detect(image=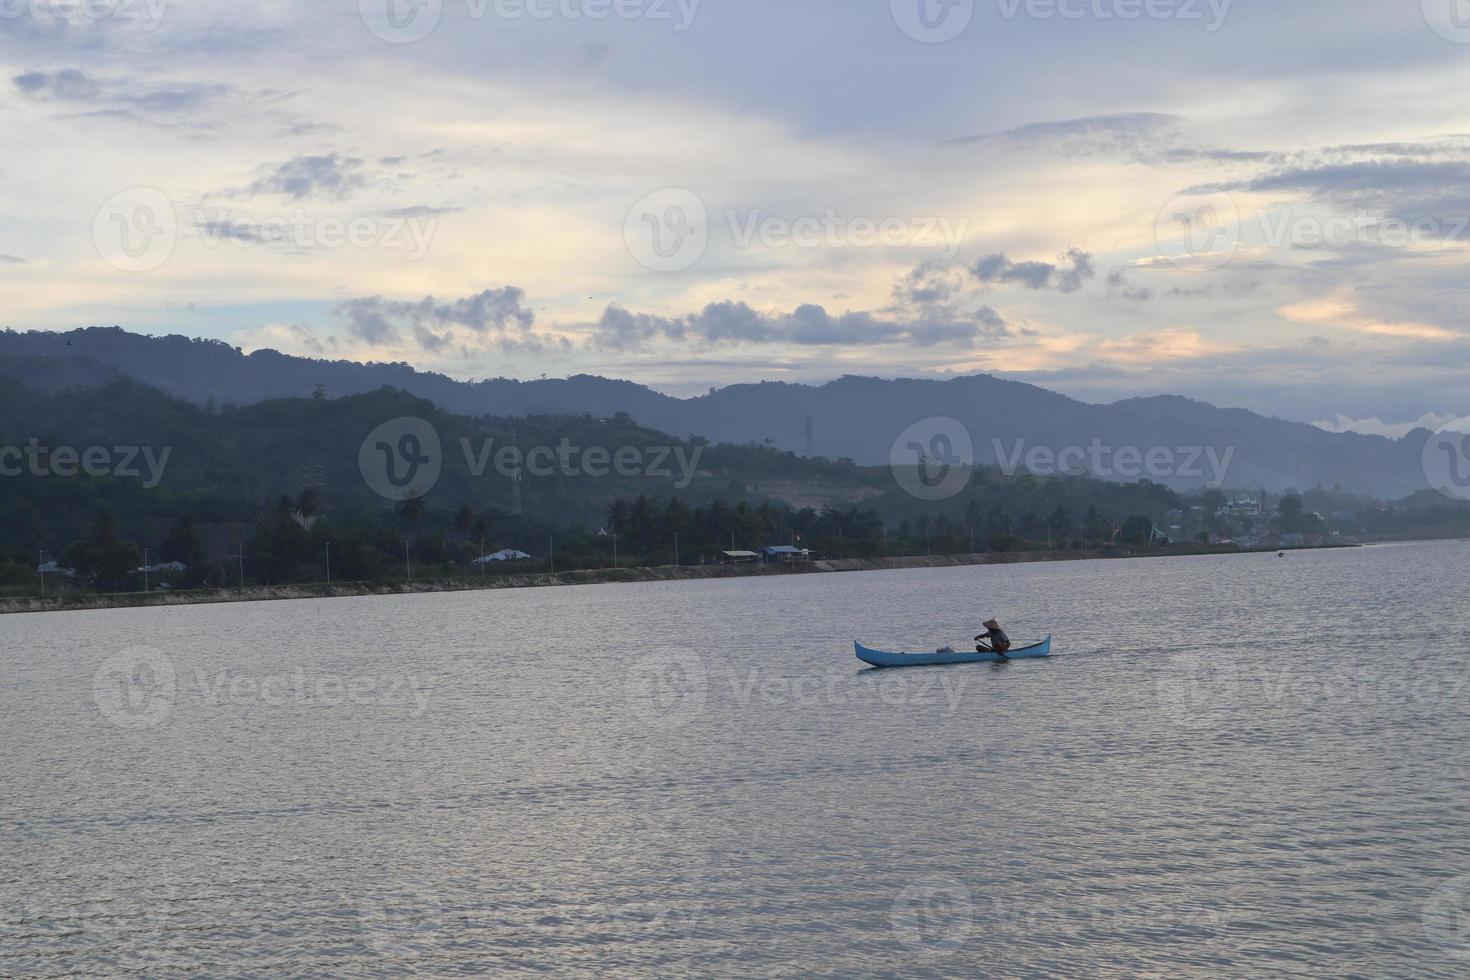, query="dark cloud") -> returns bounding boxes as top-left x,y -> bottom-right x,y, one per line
250,155 -> 369,201
1192,150 -> 1470,237
13,68 -> 100,101
971,248 -> 1095,293
1106,271 -> 1152,302
891,260 -> 966,306
1165,280 -> 1262,300
13,68 -> 237,130
337,287 -> 537,350
594,300 -> 1008,352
